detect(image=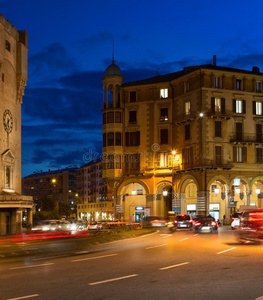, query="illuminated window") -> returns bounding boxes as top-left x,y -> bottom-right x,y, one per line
185,101 -> 190,115
234,99 -> 246,114
160,88 -> 168,99
233,146 -> 247,163
215,98 -> 221,112
255,102 -> 262,115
